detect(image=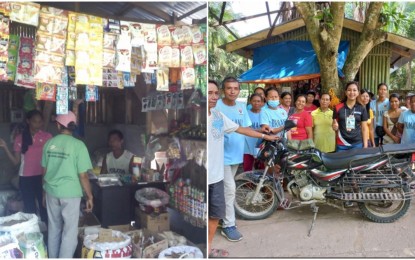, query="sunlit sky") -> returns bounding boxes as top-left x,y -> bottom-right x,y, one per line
227,1 -> 282,37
